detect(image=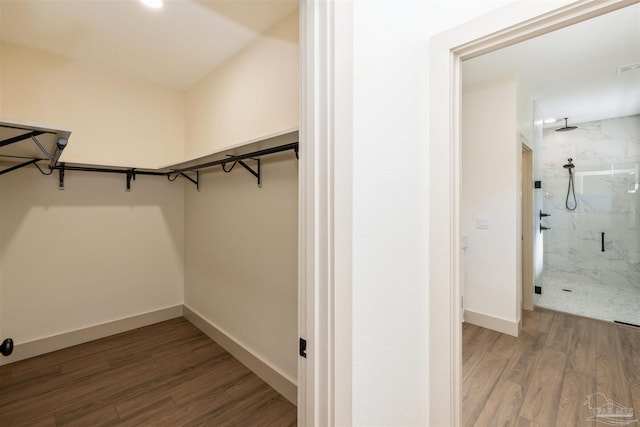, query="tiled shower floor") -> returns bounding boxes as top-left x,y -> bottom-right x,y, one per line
534,275 -> 640,326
